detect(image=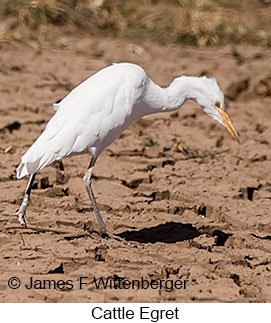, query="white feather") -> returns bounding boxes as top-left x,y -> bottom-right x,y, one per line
17,62 -> 229,179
